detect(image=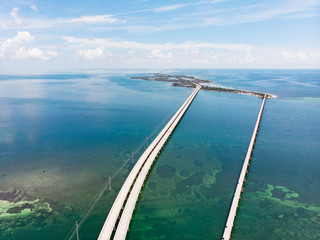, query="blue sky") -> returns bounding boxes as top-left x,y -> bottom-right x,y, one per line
0,0 -> 319,71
